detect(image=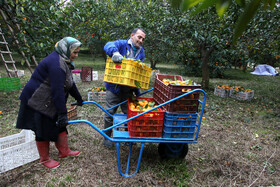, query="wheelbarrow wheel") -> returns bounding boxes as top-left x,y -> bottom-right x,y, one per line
158,143 -> 188,159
